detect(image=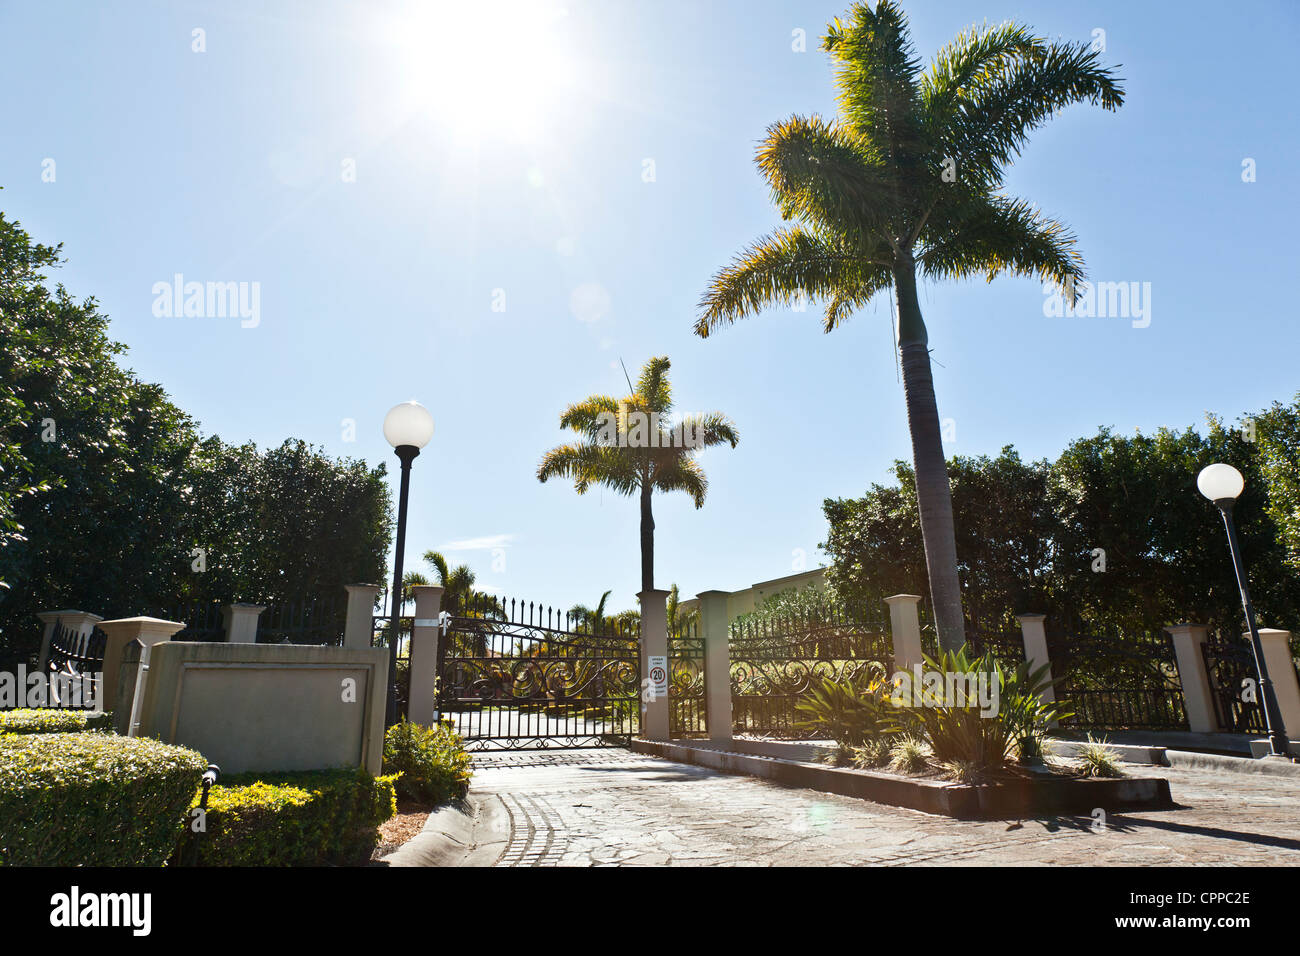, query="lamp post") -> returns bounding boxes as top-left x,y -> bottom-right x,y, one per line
383,401 -> 435,727
1196,462 -> 1291,758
